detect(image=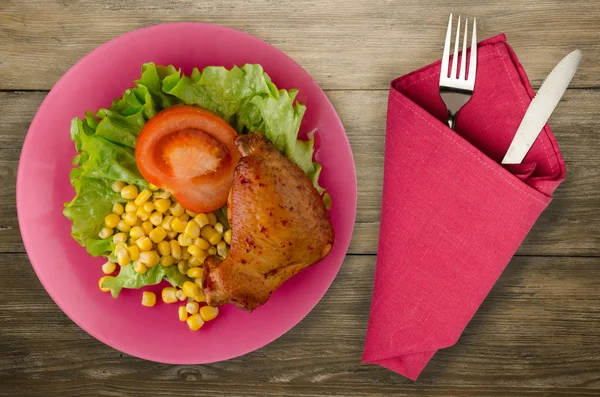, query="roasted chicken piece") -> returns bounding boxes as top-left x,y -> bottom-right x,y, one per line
202,134 -> 334,311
